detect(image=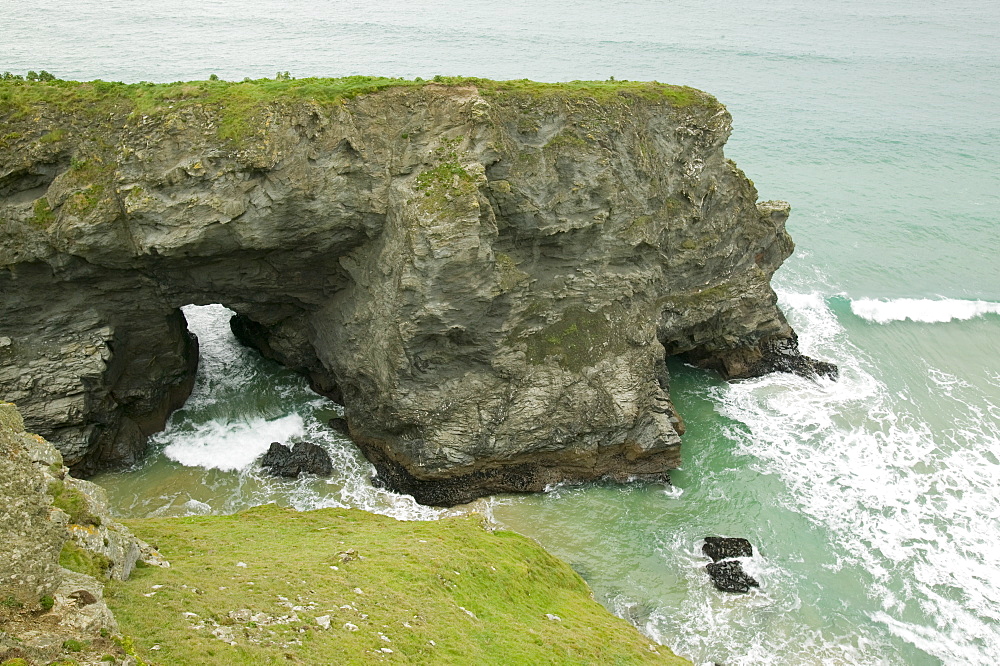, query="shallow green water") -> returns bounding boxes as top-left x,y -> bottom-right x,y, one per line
7,0 -> 1000,663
